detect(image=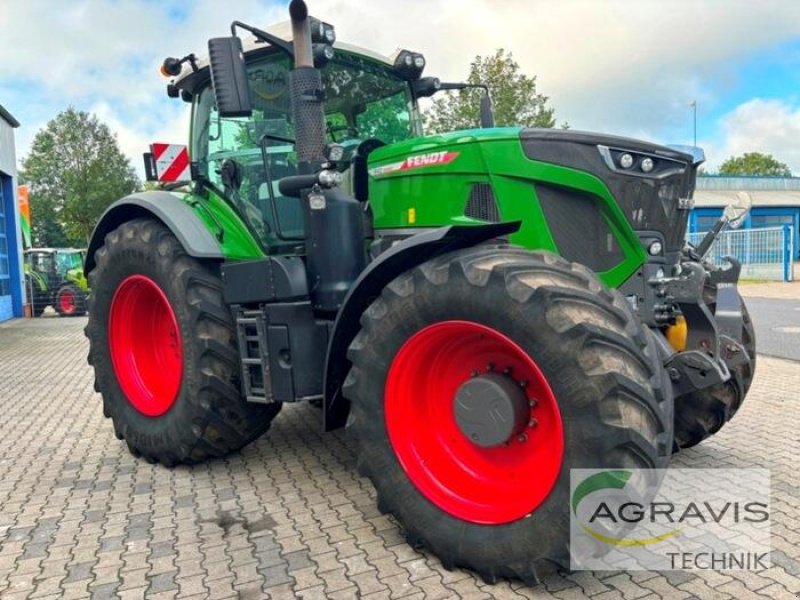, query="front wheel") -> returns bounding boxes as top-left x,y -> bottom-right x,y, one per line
55,284 -> 87,316
344,247 -> 673,582
85,218 -> 281,466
